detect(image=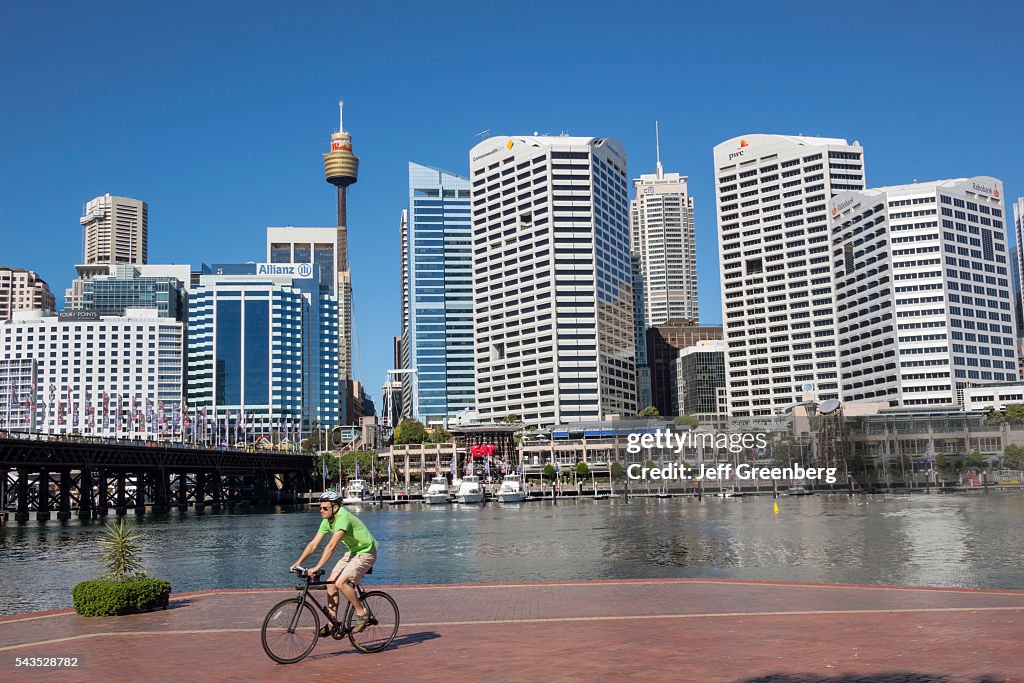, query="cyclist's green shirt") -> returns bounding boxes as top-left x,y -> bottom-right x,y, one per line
319,507 -> 378,555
